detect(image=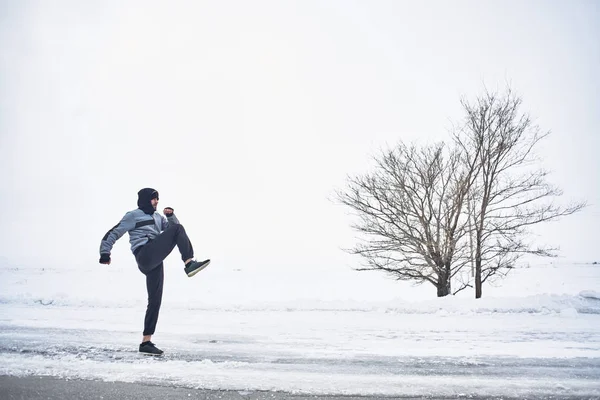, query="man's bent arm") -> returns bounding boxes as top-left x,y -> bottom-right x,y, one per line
161,208 -> 180,230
